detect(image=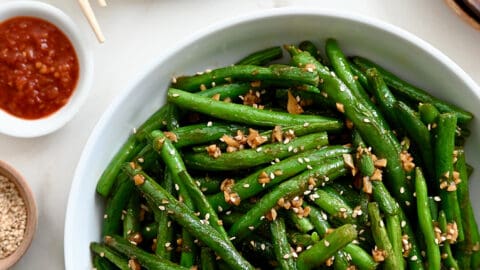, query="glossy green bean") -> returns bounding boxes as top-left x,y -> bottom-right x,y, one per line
236,46 -> 283,66
296,224 -> 358,270
270,217 -> 296,270
415,168 -> 441,270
